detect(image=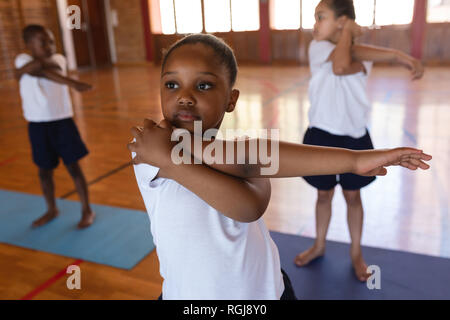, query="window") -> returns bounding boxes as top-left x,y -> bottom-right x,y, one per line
353,0 -> 375,27
204,0 -> 231,32
298,0 -> 414,30
270,0 -> 300,30
231,0 -> 260,31
173,0 -> 203,33
374,0 -> 414,26
427,0 -> 450,23
158,0 -> 176,34
301,0 -> 320,29
150,0 -> 260,34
